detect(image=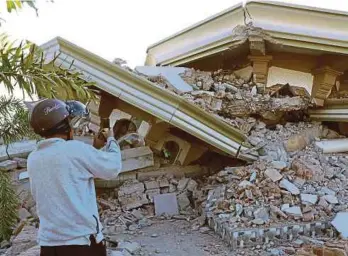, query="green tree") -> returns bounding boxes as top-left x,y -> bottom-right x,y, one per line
0,0 -> 96,241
